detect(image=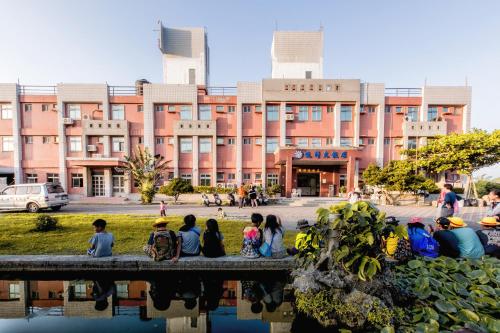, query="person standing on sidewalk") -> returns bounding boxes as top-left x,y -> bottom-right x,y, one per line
439,184 -> 457,218
249,186 -> 258,208
238,183 -> 247,209
159,200 -> 166,217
